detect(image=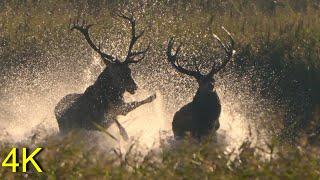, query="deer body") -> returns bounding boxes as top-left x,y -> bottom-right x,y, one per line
167,28 -> 234,139
55,66 -> 155,138
55,14 -> 154,140
172,88 -> 221,138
